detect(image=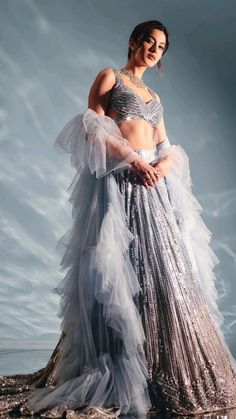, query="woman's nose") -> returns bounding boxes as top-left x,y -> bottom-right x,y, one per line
149,44 -> 158,53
